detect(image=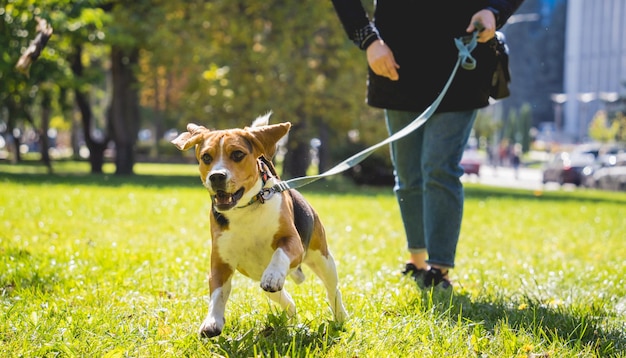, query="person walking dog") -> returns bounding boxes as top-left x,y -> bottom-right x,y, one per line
331,0 -> 525,288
